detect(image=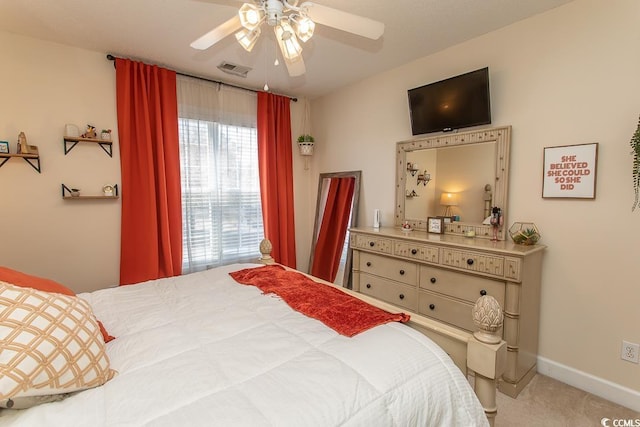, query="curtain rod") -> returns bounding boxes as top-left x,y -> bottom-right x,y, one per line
106,54 -> 297,102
